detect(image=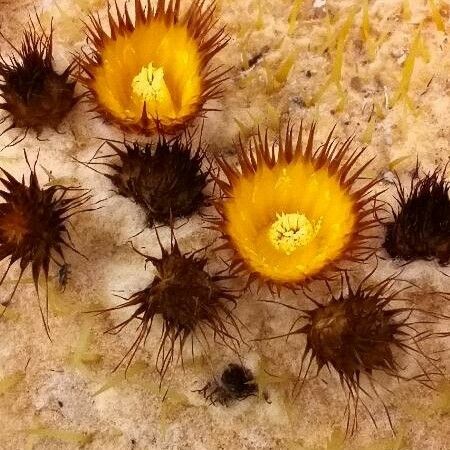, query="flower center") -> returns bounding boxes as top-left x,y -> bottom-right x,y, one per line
269,212 -> 321,255
0,209 -> 28,245
132,62 -> 172,108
